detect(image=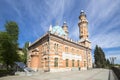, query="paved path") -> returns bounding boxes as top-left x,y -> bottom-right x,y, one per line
0,69 -> 116,80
